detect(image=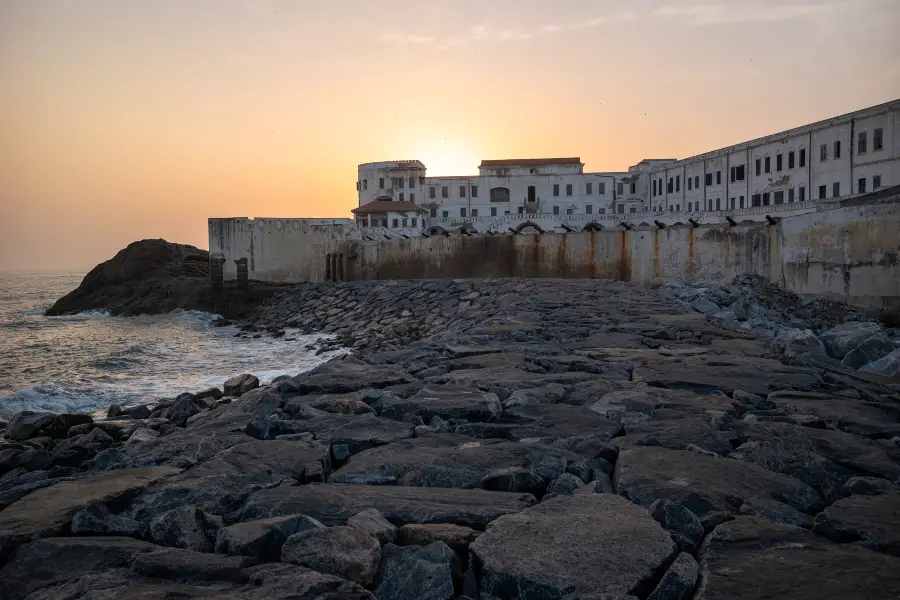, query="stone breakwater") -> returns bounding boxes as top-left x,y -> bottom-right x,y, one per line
2,278 -> 900,599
